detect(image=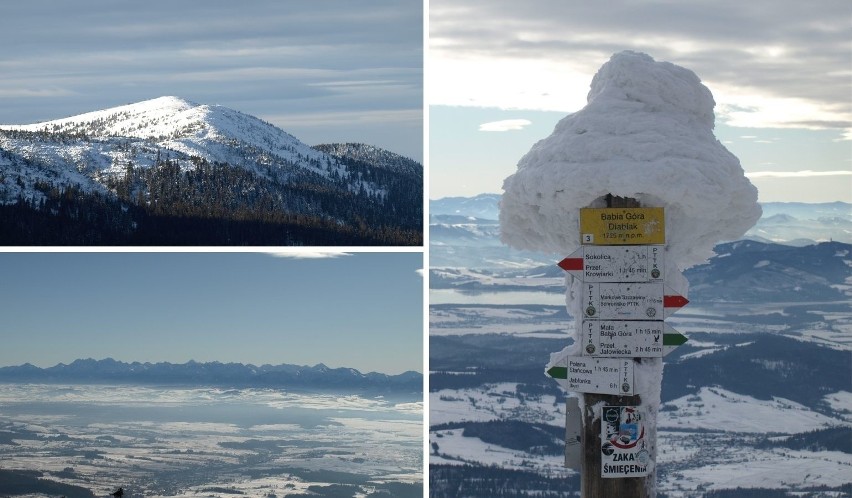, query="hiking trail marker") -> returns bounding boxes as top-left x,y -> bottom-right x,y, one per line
548,202 -> 692,490
547,357 -> 635,396
580,207 -> 665,245
558,245 -> 664,283
581,320 -> 687,357
581,282 -> 688,320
